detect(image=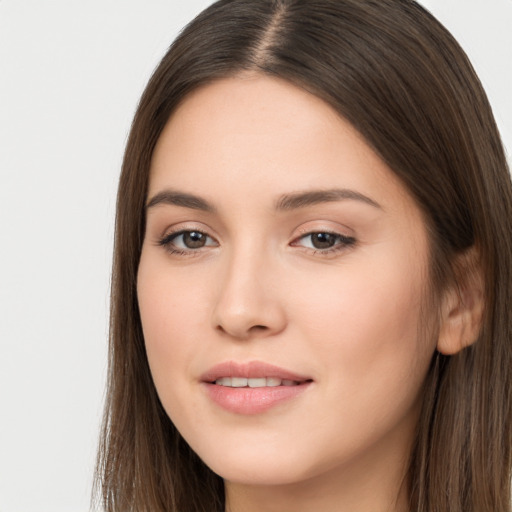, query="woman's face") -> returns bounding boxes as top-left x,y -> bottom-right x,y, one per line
138,76 -> 437,489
